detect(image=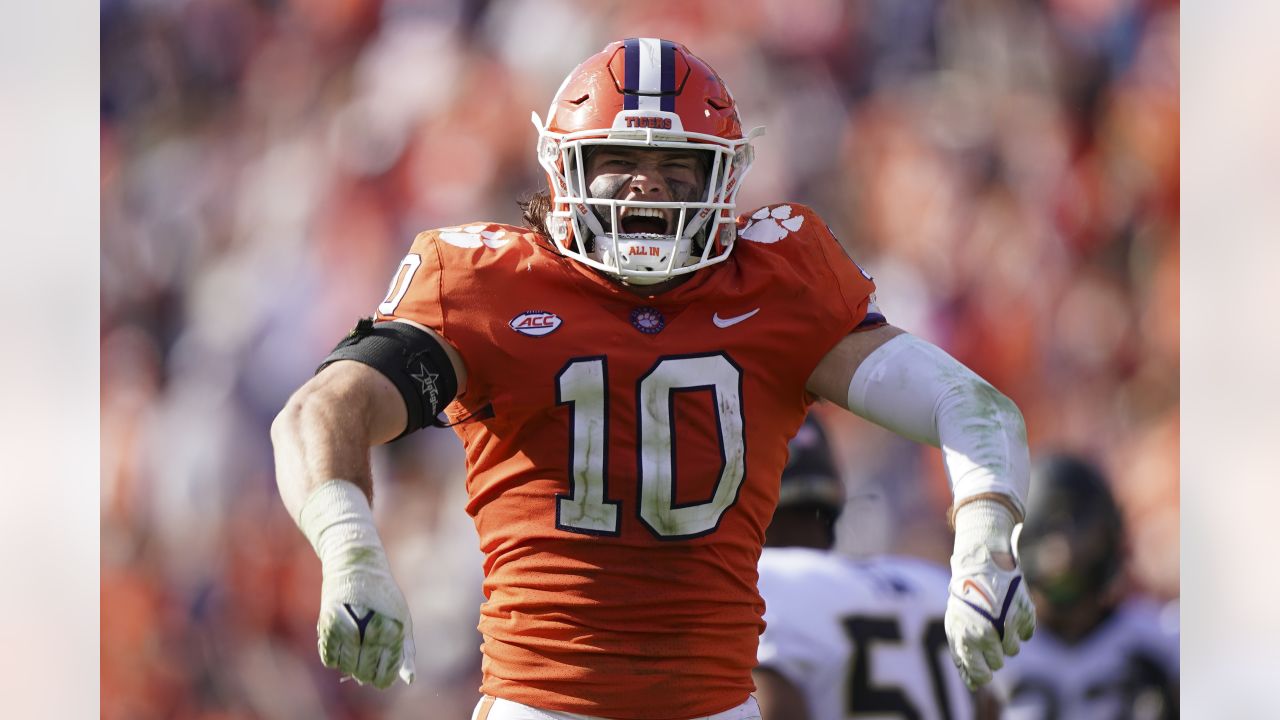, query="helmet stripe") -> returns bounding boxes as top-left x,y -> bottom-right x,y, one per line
660,39 -> 676,112
636,38 -> 663,111
623,38 -> 640,110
